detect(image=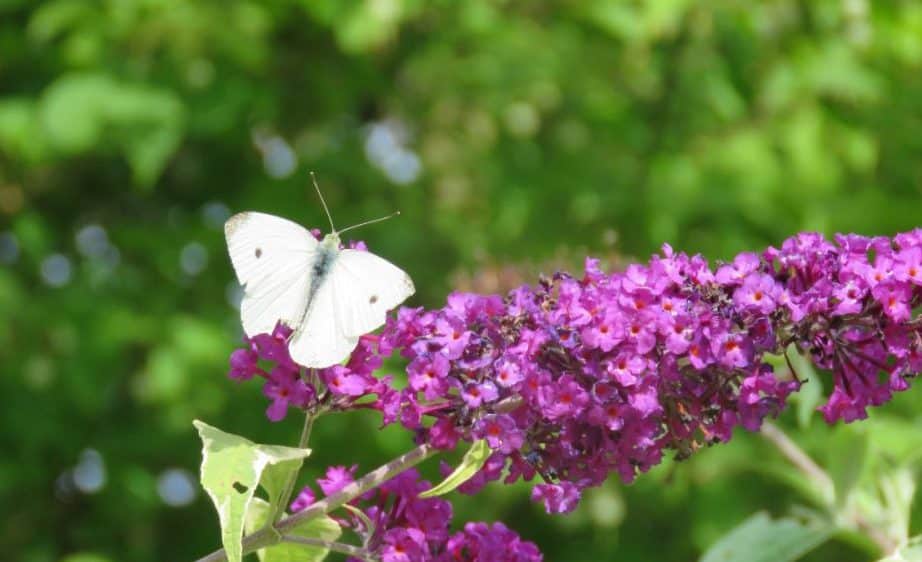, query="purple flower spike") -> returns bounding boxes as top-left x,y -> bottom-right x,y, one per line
380,228 -> 922,514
